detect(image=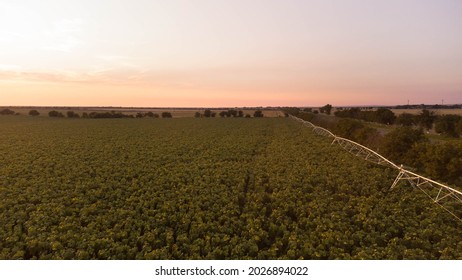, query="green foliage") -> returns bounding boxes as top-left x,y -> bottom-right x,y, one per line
29,110 -> 40,117
417,109 -> 436,130
67,111 -> 80,118
203,110 -> 215,118
0,109 -> 16,115
333,119 -> 381,148
409,142 -> 462,186
395,113 -> 416,126
320,104 -> 333,115
281,107 -> 300,116
0,117 -> 461,260
253,110 -> 264,118
334,108 -> 396,125
48,110 -> 65,118
458,119 -> 462,136
161,112 -> 172,118
374,108 -> 396,124
380,127 -> 427,164
88,111 -> 132,118
434,115 -> 461,138
219,111 -> 230,117
144,112 -> 157,118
